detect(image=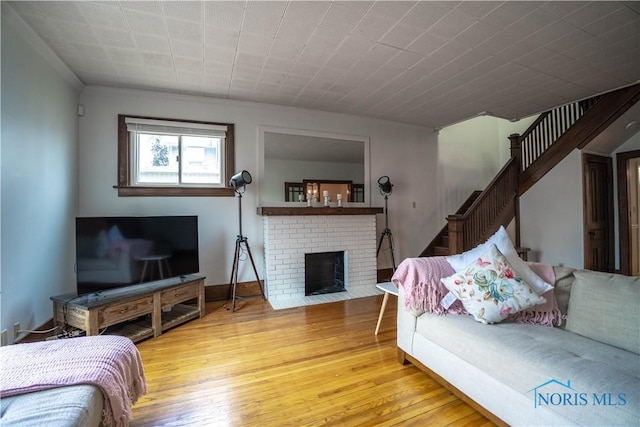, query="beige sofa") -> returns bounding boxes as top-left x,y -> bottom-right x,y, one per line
396,266 -> 640,426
